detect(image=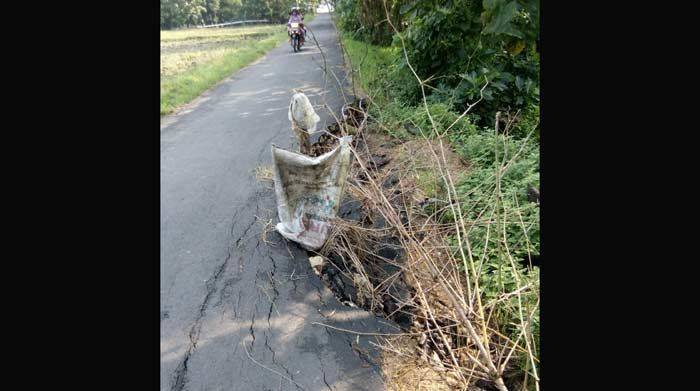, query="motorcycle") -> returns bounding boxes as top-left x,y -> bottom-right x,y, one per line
289,22 -> 304,52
